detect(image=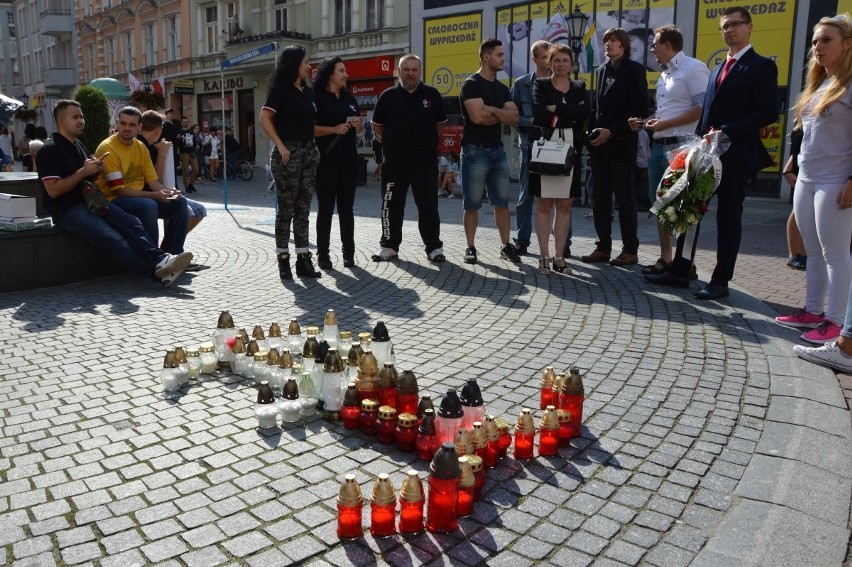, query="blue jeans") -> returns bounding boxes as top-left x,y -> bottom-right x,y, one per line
515,143 -> 534,247
843,281 -> 852,338
461,145 -> 510,209
112,195 -> 189,254
57,203 -> 167,273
